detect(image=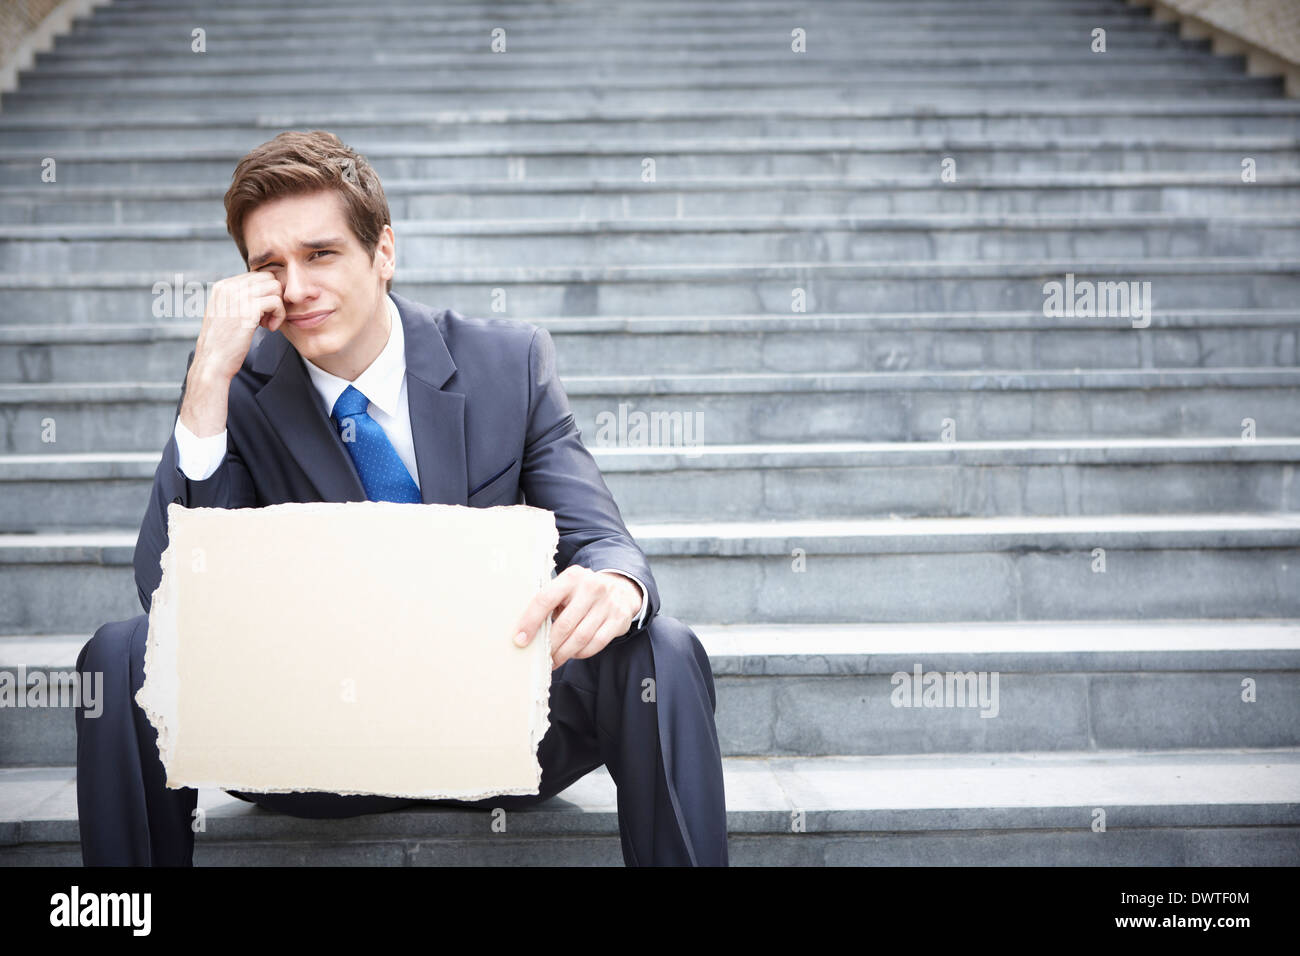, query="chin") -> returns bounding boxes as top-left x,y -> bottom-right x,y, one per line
287,325 -> 325,347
